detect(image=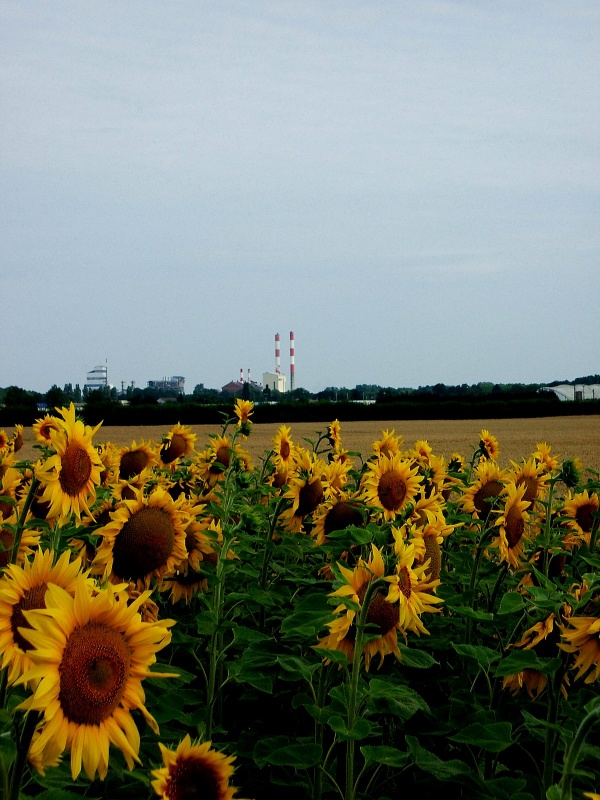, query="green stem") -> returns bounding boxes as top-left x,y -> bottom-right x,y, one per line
542,667 -> 563,795
487,563 -> 509,613
8,711 -> 40,800
466,526 -> 492,644
560,703 -> 600,800
11,478 -> 40,564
